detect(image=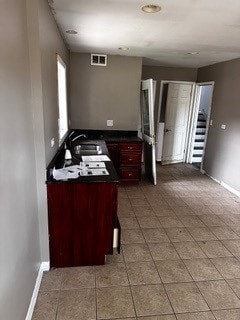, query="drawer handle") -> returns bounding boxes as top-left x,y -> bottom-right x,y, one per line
129,158 -> 133,161
128,173 -> 132,176
128,147 -> 133,150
